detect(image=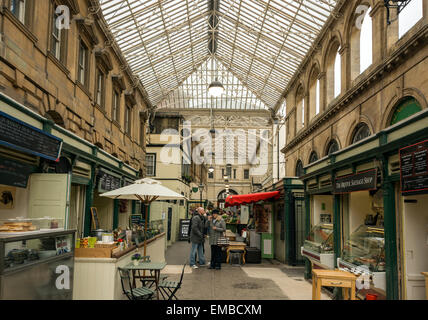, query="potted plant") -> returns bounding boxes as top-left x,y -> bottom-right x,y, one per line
131,253 -> 142,266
